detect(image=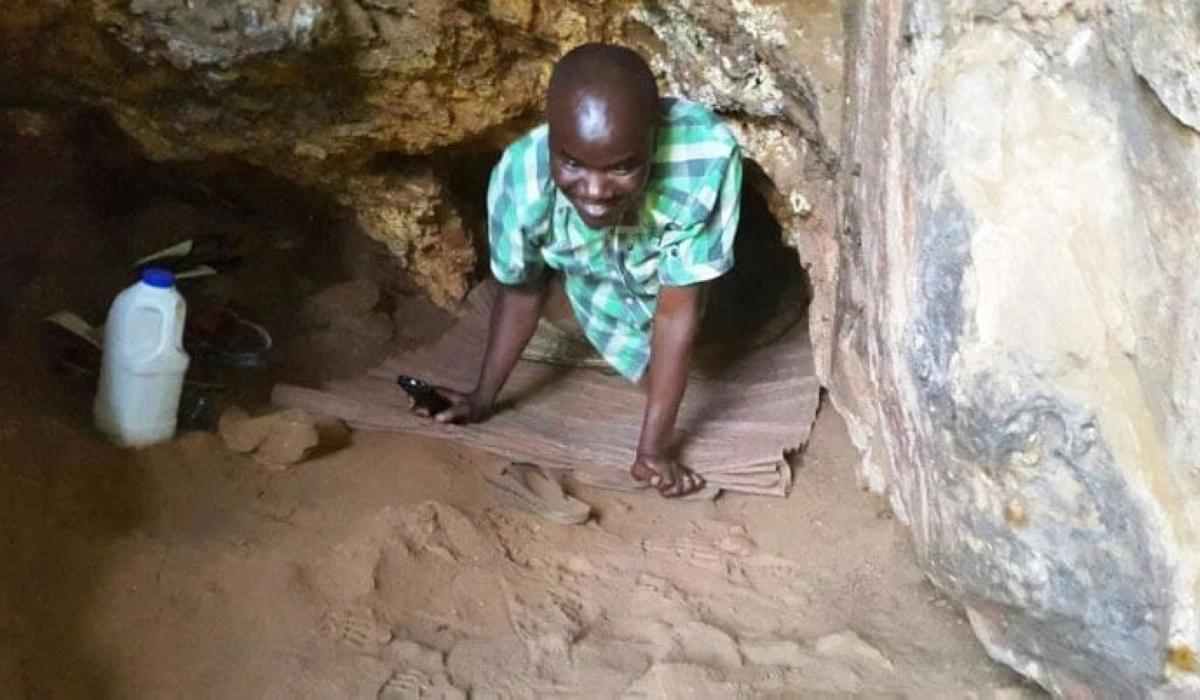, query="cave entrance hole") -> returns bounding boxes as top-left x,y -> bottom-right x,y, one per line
2,109 -> 811,417
430,148 -> 813,372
